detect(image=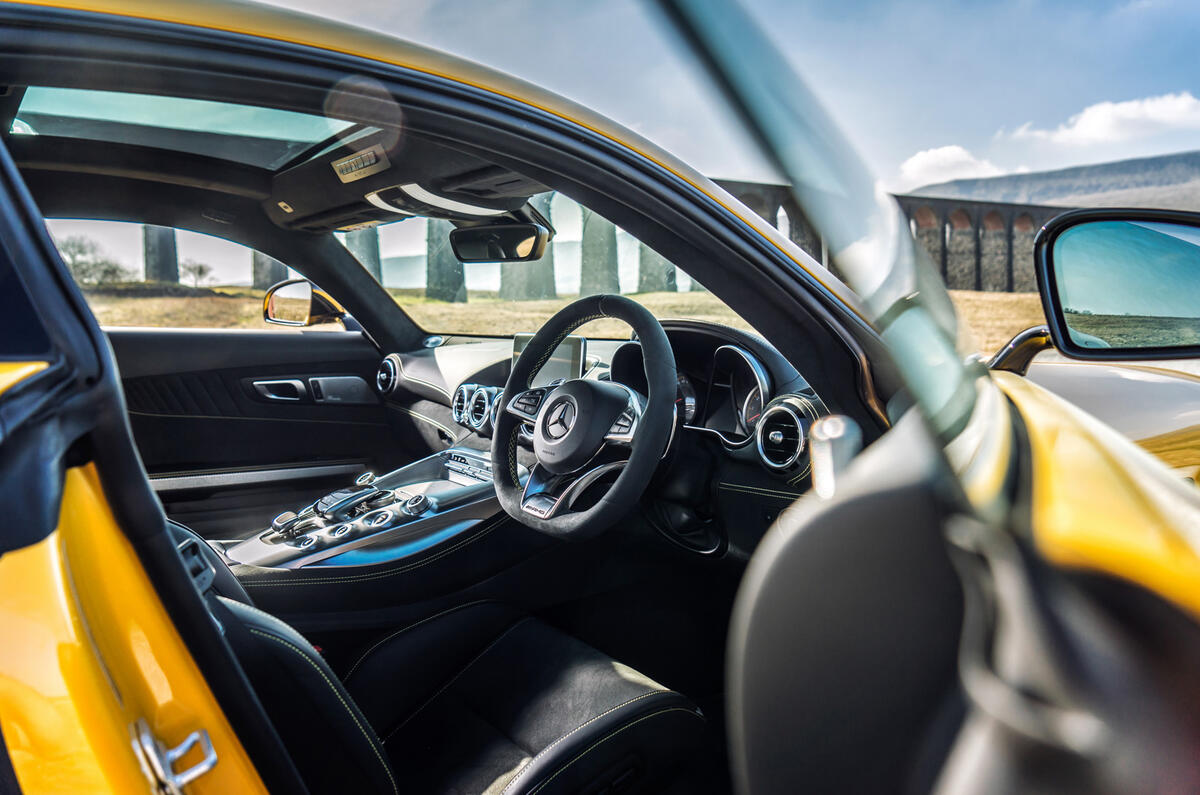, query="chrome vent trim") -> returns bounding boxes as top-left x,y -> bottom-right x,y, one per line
451,384 -> 474,424
468,388 -> 492,428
